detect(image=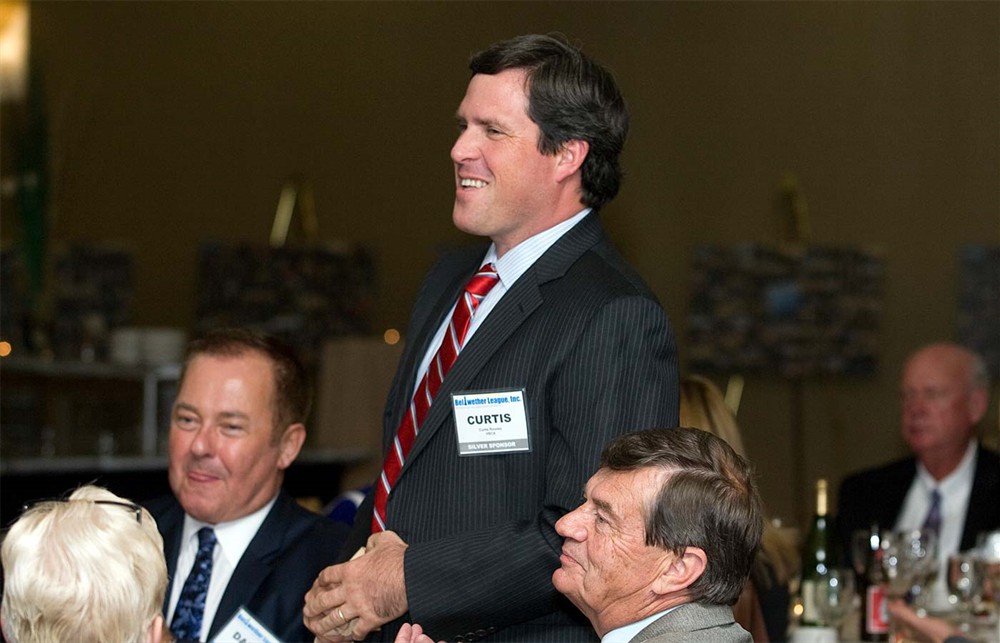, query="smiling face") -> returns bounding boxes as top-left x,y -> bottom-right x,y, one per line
552,467 -> 674,635
450,69 -> 575,257
168,352 -> 303,524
